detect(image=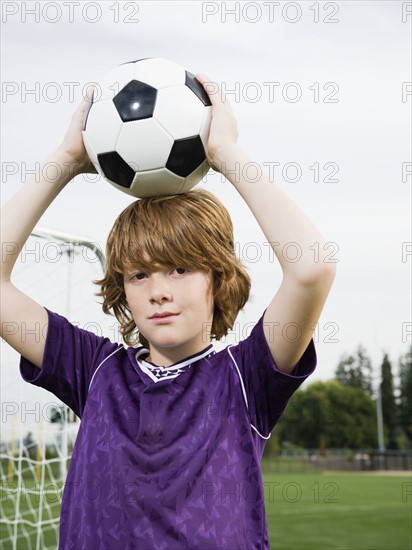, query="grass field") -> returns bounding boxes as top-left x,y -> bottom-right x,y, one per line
264,472 -> 412,550
1,471 -> 411,549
